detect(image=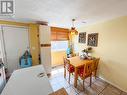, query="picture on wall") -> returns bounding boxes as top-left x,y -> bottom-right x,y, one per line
78,32 -> 86,43
87,33 -> 98,47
